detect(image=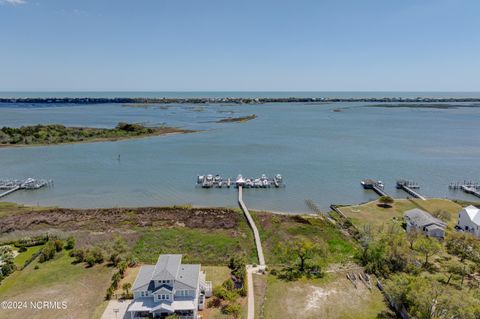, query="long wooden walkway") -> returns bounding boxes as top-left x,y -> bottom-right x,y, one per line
0,186 -> 20,199
238,186 -> 265,266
